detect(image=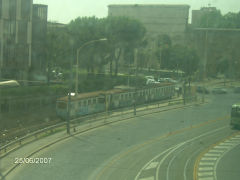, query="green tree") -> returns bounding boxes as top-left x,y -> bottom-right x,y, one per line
199,9 -> 223,28
155,34 -> 172,69
220,12 -> 240,28
169,45 -> 199,84
105,16 -> 146,76
46,23 -> 74,83
67,17 -> 108,74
